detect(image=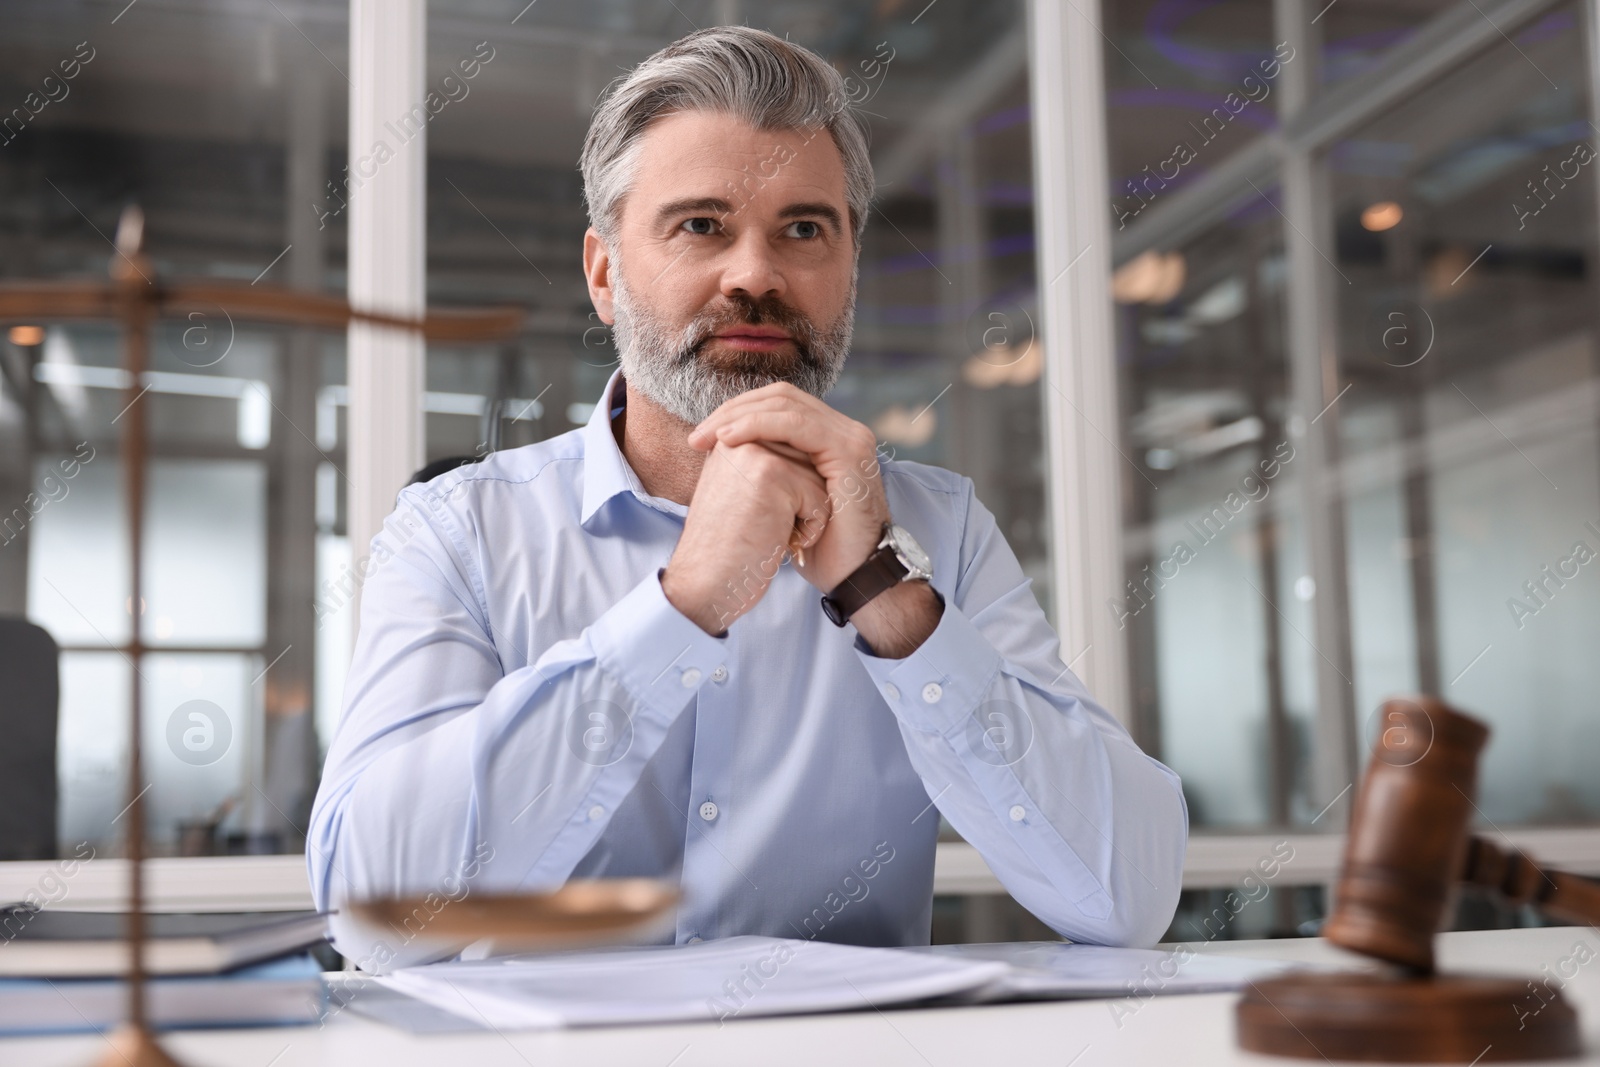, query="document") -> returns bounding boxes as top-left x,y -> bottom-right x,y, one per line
378,935 -> 1009,1029
916,941 -> 1308,1001
373,937 -> 1316,1033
